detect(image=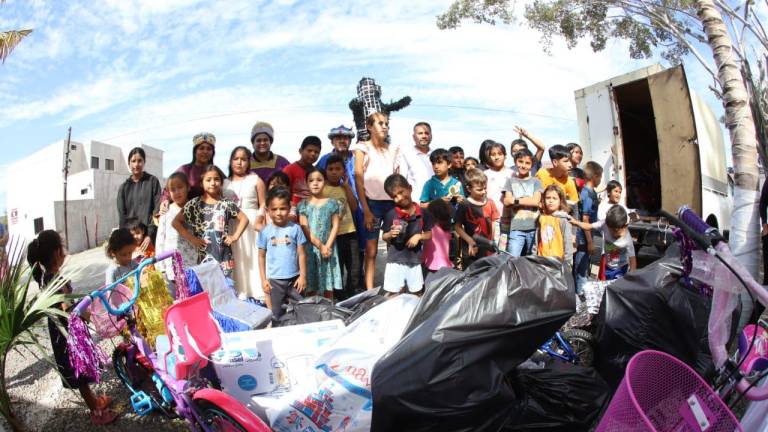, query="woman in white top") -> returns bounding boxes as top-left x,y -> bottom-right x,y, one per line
225,146 -> 267,300
353,112 -> 400,290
